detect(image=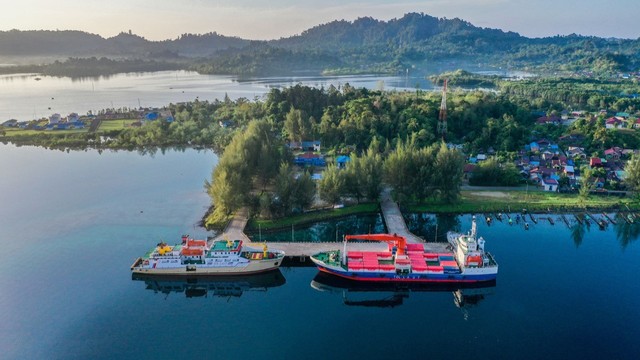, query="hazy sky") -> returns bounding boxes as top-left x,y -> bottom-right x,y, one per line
1,0 -> 639,40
